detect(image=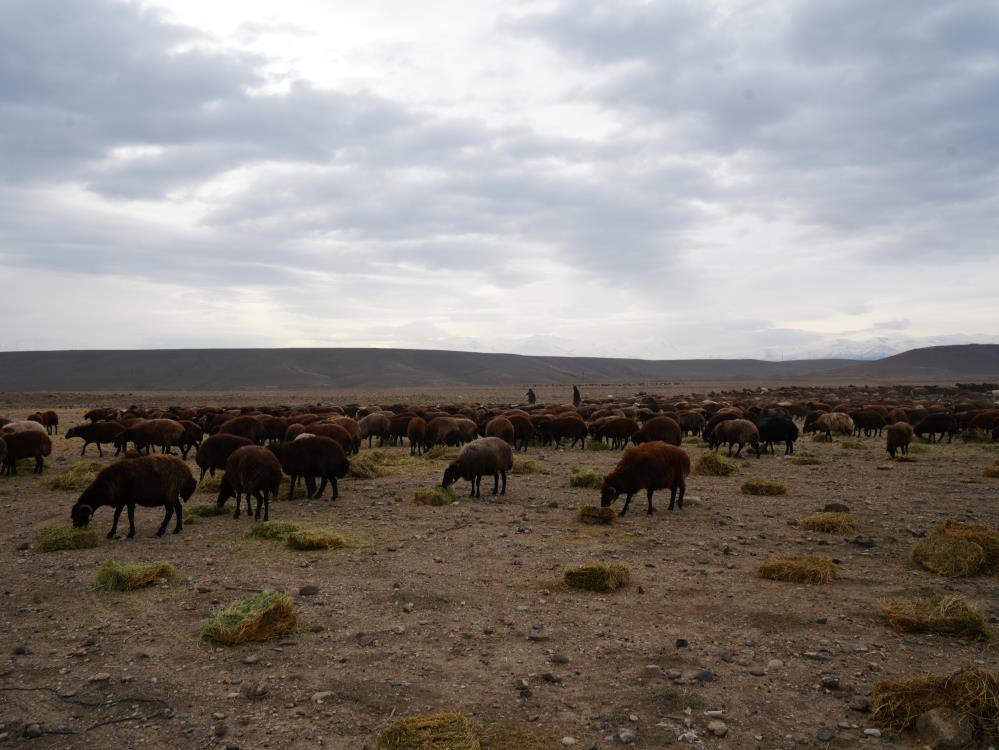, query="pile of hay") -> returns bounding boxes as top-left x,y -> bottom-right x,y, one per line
94,560 -> 176,592
414,485 -> 459,506
880,595 -> 991,640
740,479 -> 787,496
911,521 -> 999,577
422,445 -> 461,462
198,474 -> 223,494
185,503 -> 230,519
907,443 -> 930,454
349,451 -> 421,479
871,667 -> 999,736
244,520 -> 299,541
757,555 -> 837,584
509,459 -> 546,475
568,466 -> 603,489
801,511 -> 859,534
377,711 -> 478,750
48,462 -> 102,491
34,525 -> 100,552
578,504 -> 615,525
286,530 -> 345,551
694,452 -> 735,476
792,451 -> 822,465
585,438 -> 611,451
840,439 -> 867,450
564,562 -> 631,592
201,591 -> 297,645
